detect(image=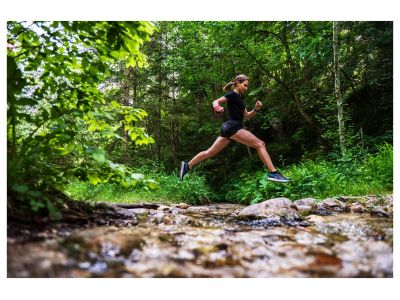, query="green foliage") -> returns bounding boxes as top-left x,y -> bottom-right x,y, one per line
222,143 -> 393,204
7,21 -> 392,213
64,168 -> 212,205
360,143 -> 393,190
7,21 -> 156,214
128,21 -> 392,178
